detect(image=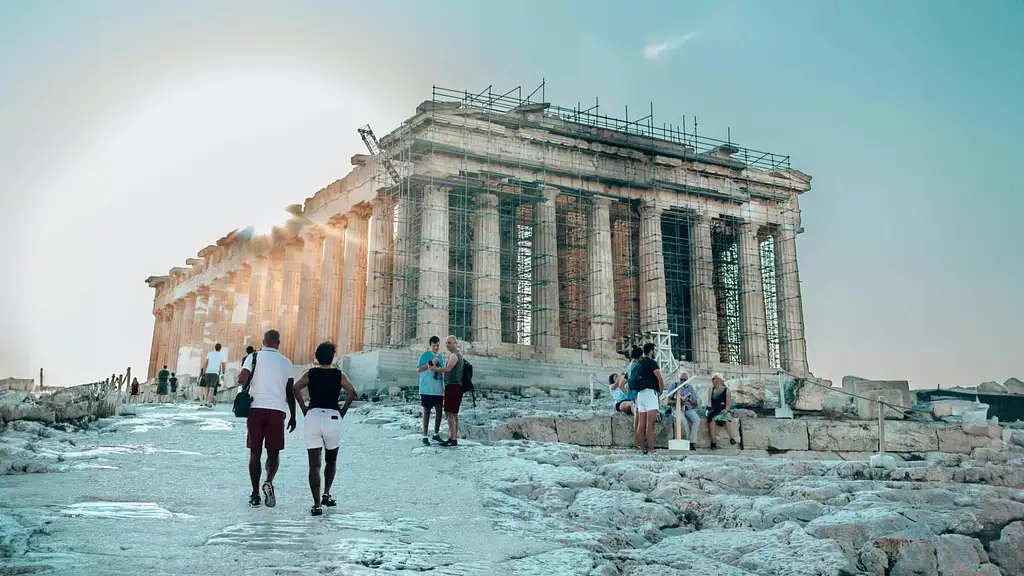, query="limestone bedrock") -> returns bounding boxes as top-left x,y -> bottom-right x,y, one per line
2,398 -> 1023,575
